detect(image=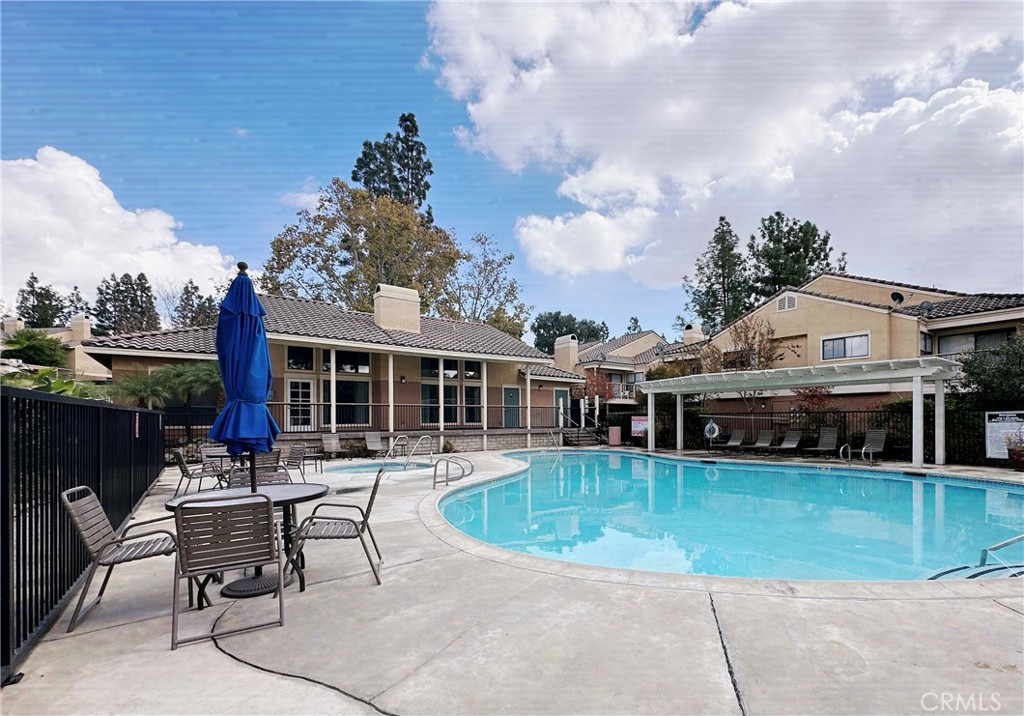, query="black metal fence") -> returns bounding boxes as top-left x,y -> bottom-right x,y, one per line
1,388 -> 164,683
607,406 -> 1008,468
